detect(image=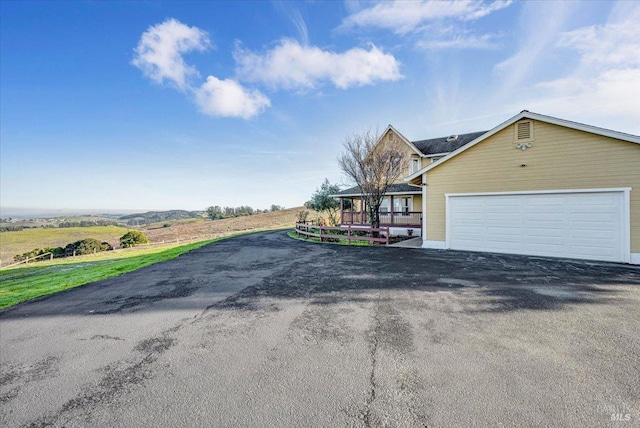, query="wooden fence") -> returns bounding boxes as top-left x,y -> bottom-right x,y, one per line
295,223 -> 389,245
